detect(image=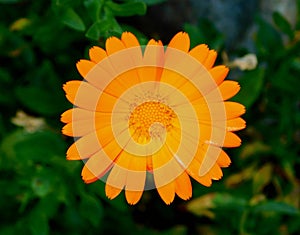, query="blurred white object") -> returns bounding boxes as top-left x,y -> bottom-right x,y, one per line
11,110 -> 46,132
230,54 -> 258,71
